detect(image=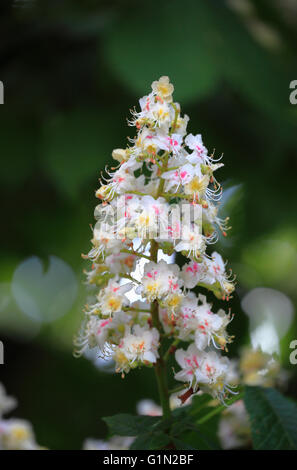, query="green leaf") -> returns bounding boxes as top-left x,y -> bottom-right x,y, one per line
177,393 -> 240,450
170,416 -> 195,437
130,431 -> 171,450
191,391 -> 244,425
178,420 -> 220,450
170,397 -> 221,450
244,386 -> 297,450
190,393 -> 213,417
171,438 -> 197,450
102,413 -> 160,437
